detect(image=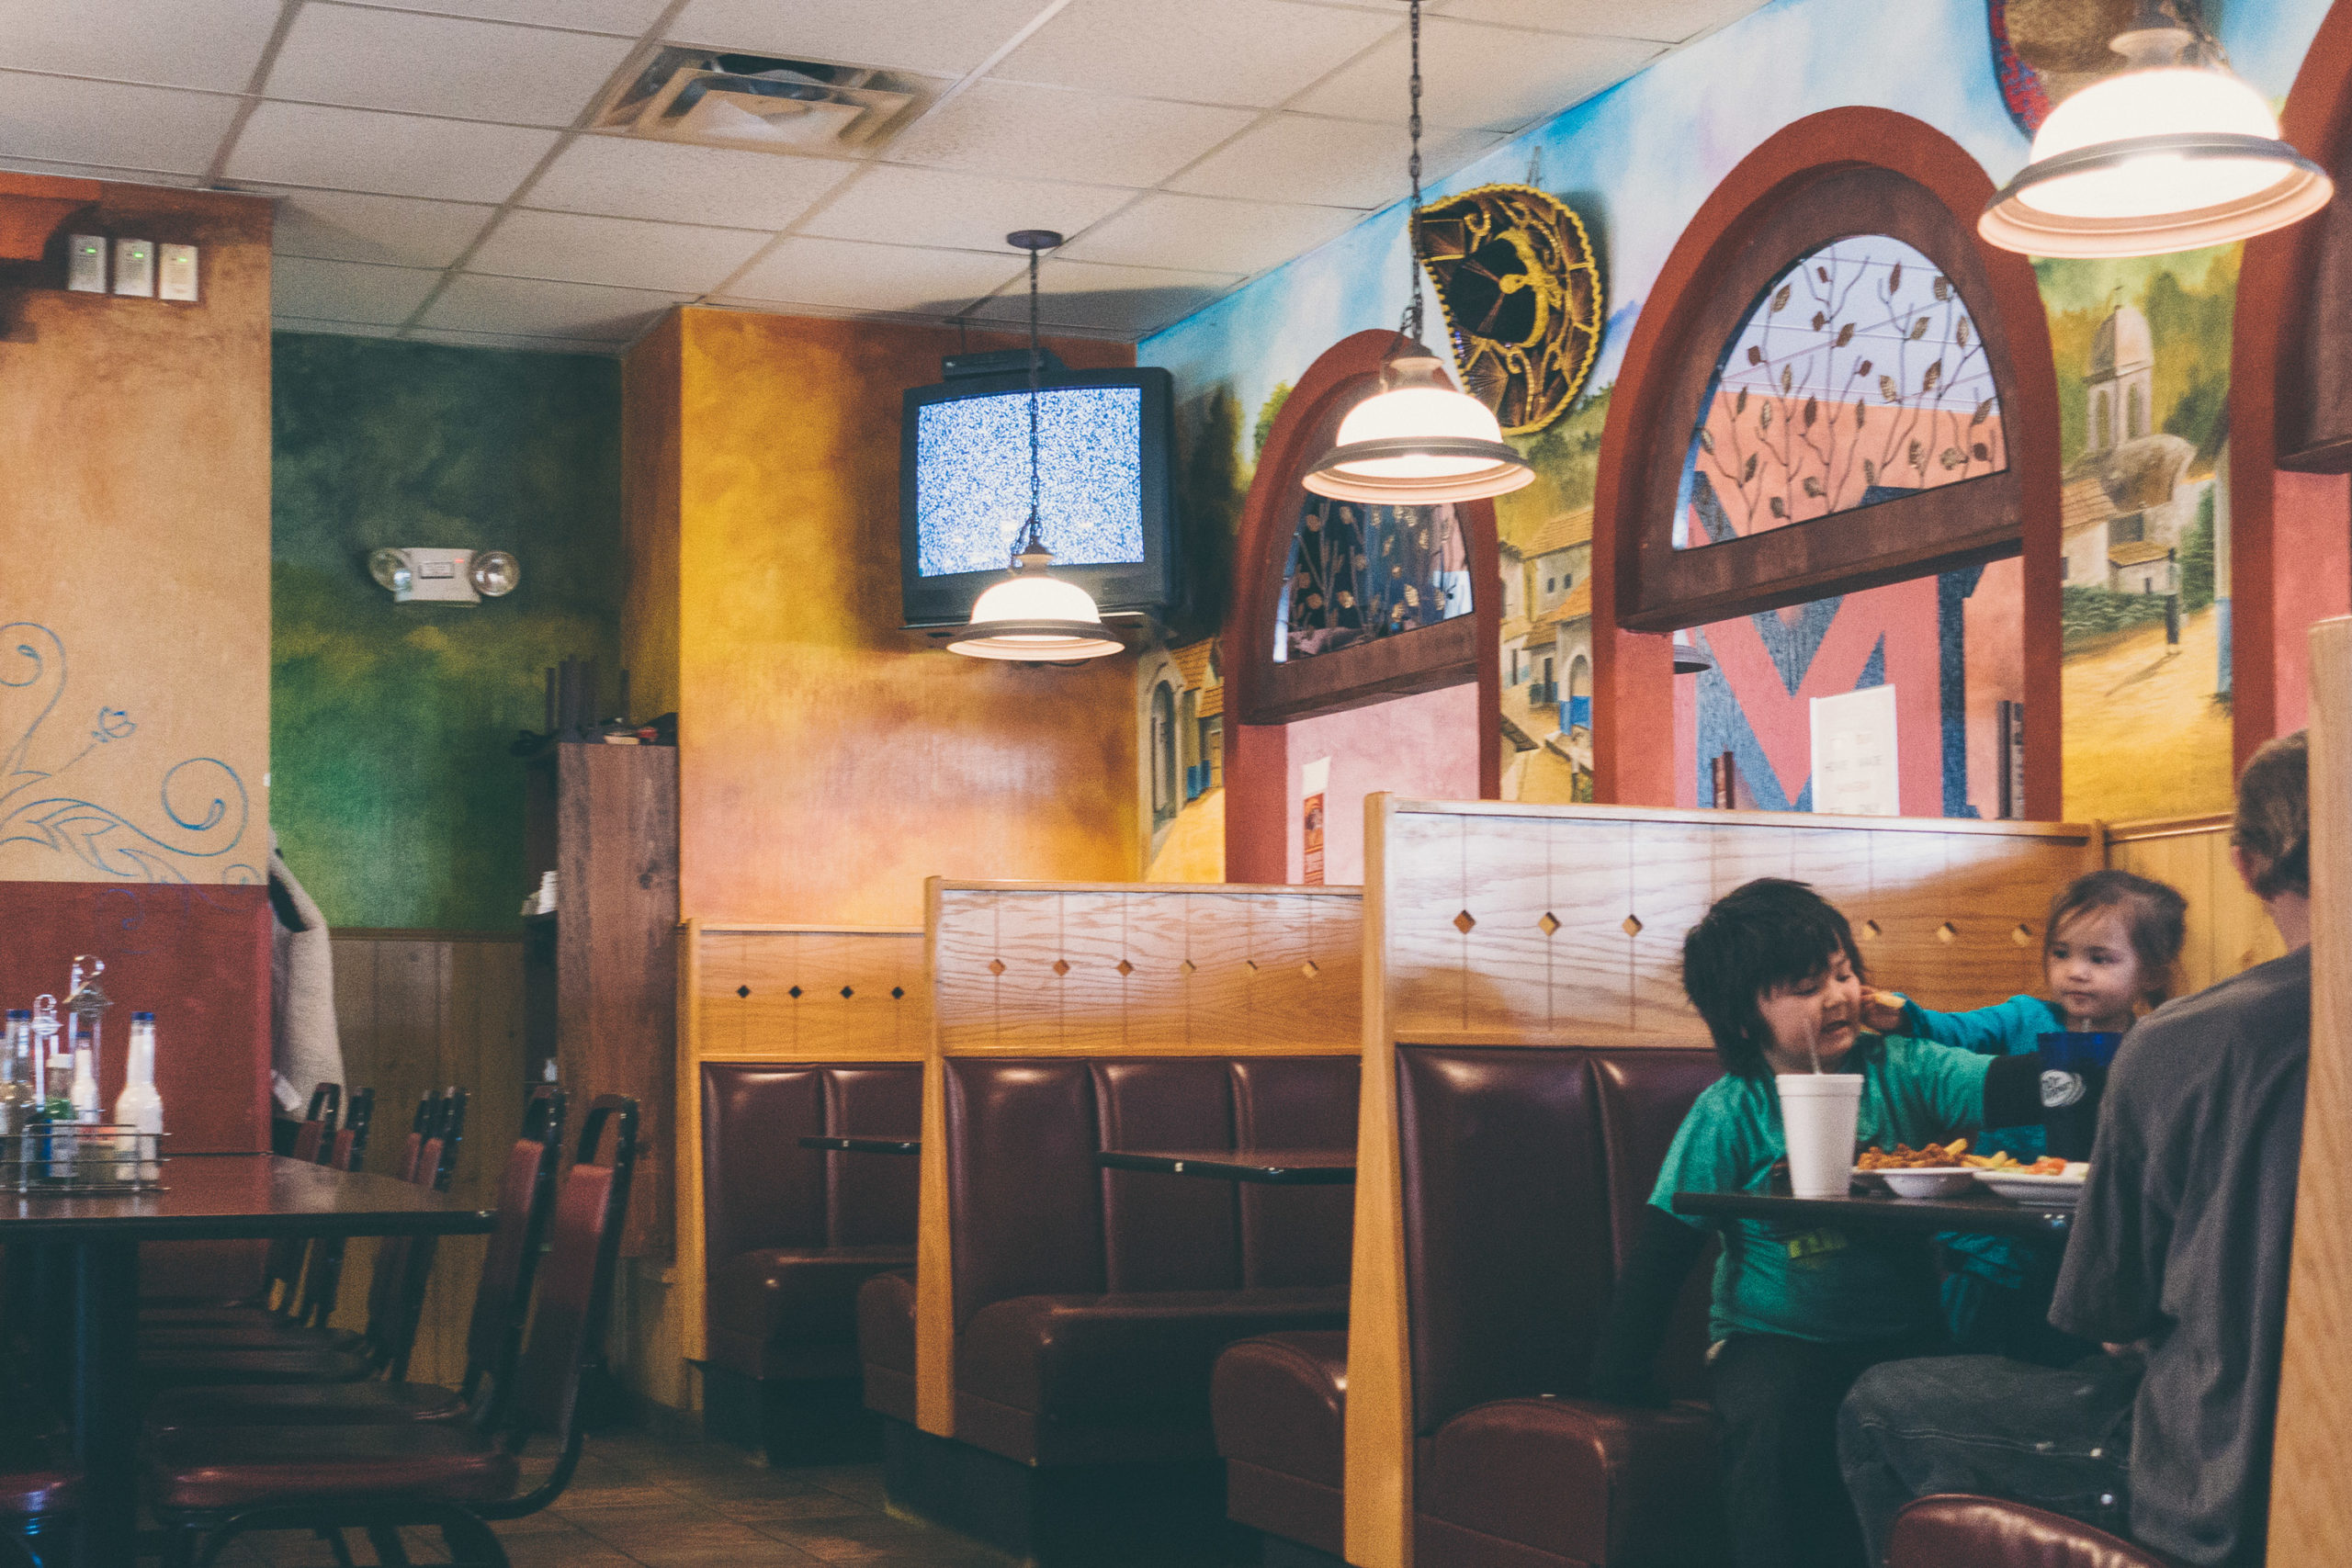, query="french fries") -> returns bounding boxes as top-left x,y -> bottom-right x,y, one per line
1854,1140 -> 2067,1176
